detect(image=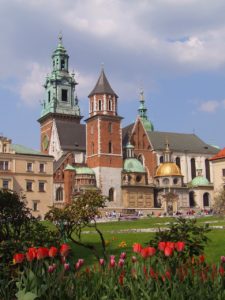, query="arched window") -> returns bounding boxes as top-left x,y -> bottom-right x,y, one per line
91,101 -> 94,112
162,178 -> 169,185
189,191 -> 195,207
109,188 -> 114,202
91,142 -> 94,155
108,141 -> 112,153
56,187 -> 63,201
205,159 -> 210,182
191,158 -> 196,179
160,156 -> 164,164
176,157 -> 181,168
98,99 -> 102,111
108,123 -> 112,133
108,99 -> 112,111
203,193 -> 209,207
